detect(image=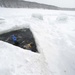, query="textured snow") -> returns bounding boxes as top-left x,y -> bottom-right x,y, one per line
0,8 -> 75,75
0,41 -> 48,75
